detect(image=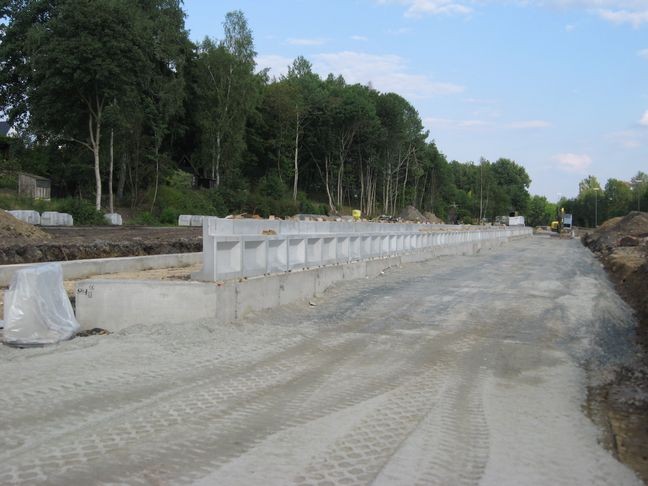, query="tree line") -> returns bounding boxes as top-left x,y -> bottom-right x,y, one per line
558,173 -> 648,228
2,2 -> 545,223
